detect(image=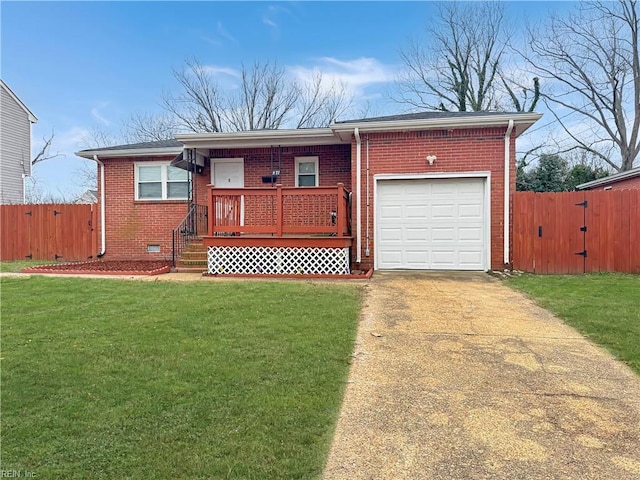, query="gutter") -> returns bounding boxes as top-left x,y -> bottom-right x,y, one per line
354,128 -> 362,263
332,113 -> 542,141
92,155 -> 106,257
504,120 -> 514,266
